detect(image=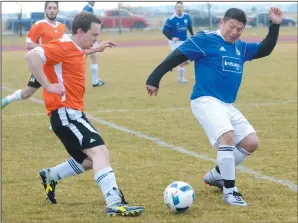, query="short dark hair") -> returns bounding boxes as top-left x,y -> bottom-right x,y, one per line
45,1 -> 59,10
223,8 -> 247,25
175,1 -> 183,7
71,12 -> 102,34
